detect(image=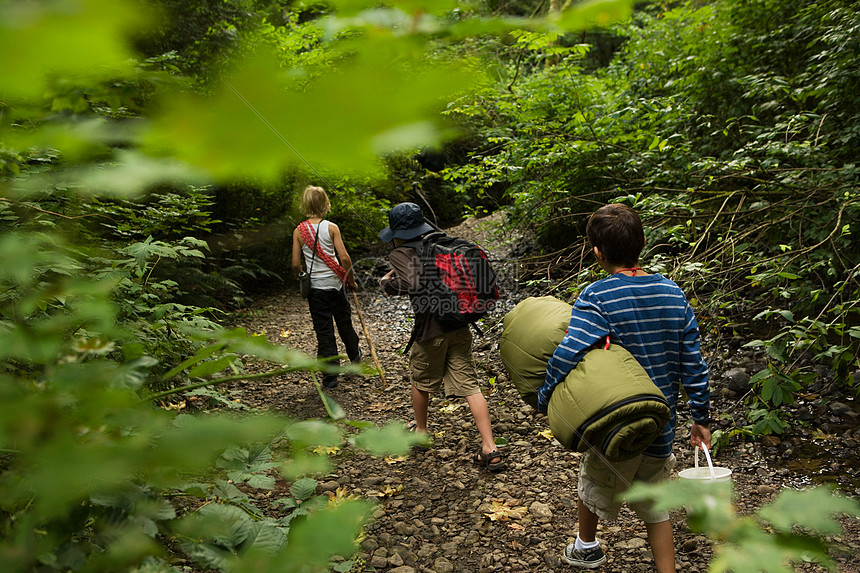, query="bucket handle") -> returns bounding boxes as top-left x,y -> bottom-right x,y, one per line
694,443 -> 717,482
